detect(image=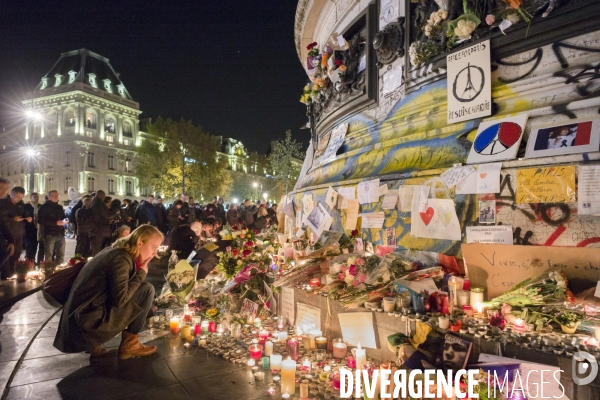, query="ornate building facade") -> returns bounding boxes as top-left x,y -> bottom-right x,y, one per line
0,49 -> 141,203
